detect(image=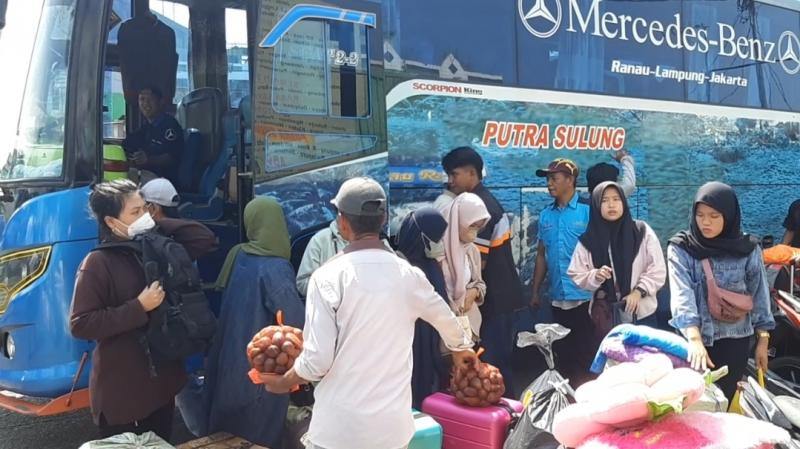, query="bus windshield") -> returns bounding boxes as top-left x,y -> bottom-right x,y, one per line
0,0 -> 75,181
